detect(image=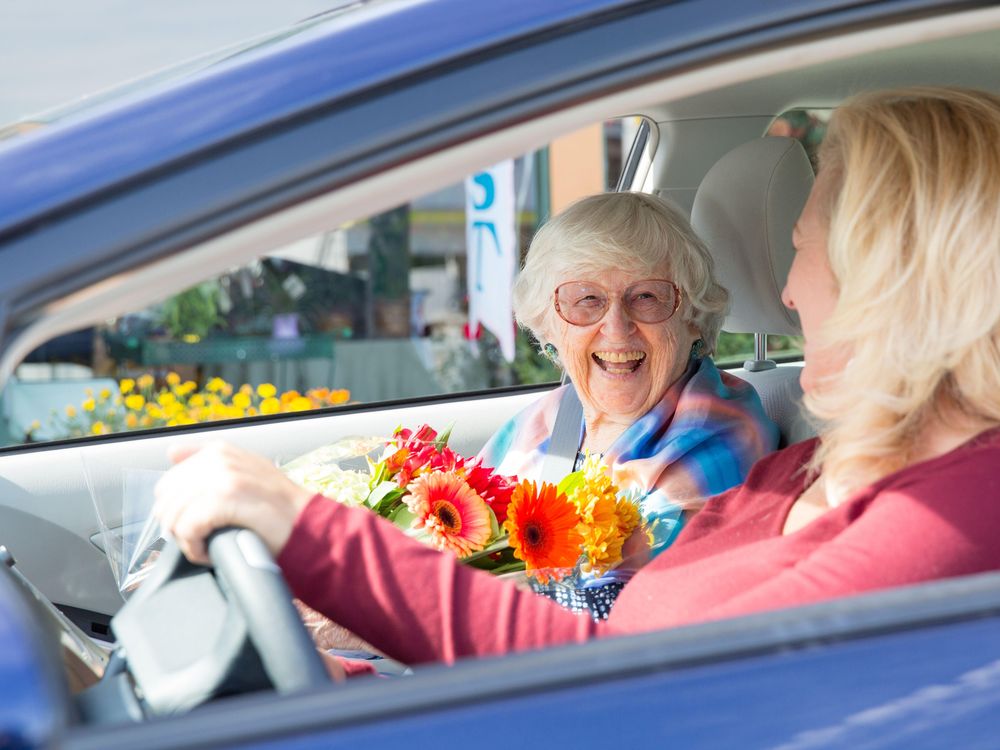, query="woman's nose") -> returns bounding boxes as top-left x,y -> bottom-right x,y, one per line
781,283 -> 795,310
600,298 -> 636,336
